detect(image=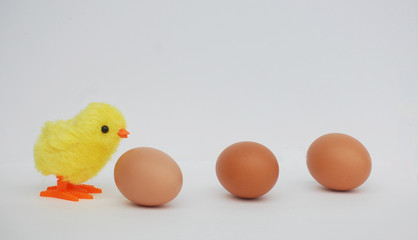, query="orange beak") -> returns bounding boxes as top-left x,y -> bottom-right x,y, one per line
118,128 -> 129,138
